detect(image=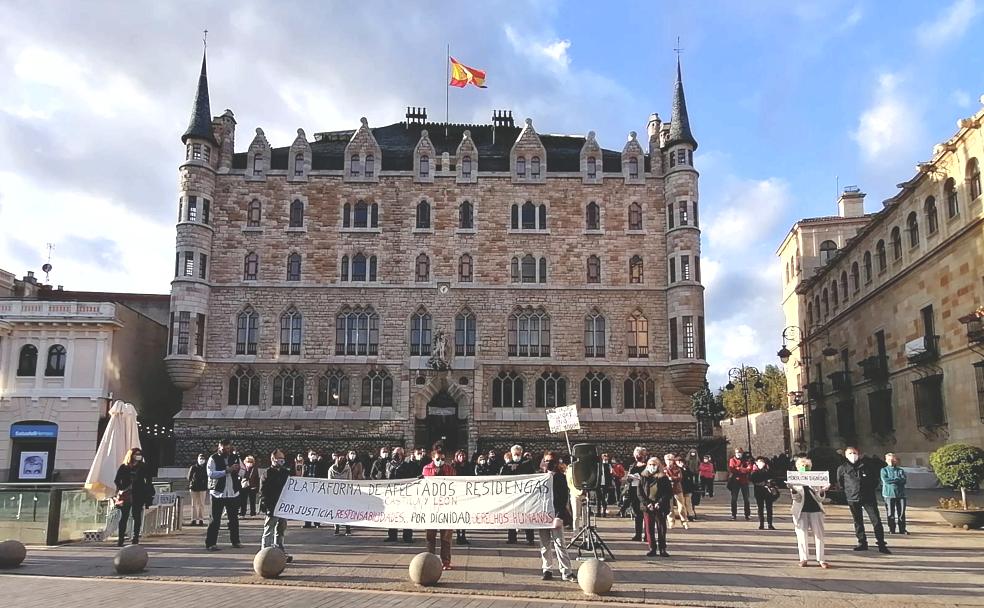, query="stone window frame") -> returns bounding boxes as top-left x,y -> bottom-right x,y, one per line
334,305 -> 380,356
16,344 -> 38,377
507,306 -> 551,358
317,369 -> 351,407
535,371 -> 567,408
924,196 -> 939,235
510,253 -> 548,284
409,307 -> 433,357
246,198 -> 263,230
583,200 -> 603,233
279,305 -> 303,356
361,368 -> 394,407
623,371 -> 657,409
414,252 -> 431,283
288,198 -> 305,229
45,344 -> 67,377
272,368 -> 305,407
906,211 -> 920,249
228,367 -> 260,406
491,370 -> 525,408
339,251 -> 379,283
509,201 -> 549,232
627,201 -> 644,232
629,255 -> 644,284
286,251 -> 302,282
235,306 -> 260,356
243,251 -> 260,281
457,198 -> 477,232
454,308 -> 477,357
584,309 -> 607,358
586,255 -> 602,284
579,371 -> 612,409
627,310 -> 649,359
341,200 -> 381,231
413,198 -> 433,232
458,252 -> 474,283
